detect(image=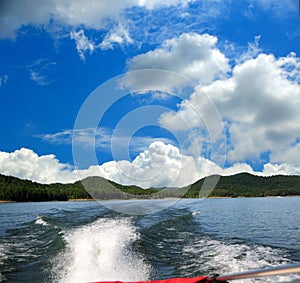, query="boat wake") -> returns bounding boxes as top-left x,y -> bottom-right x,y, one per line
1,199 -> 299,283
183,237 -> 300,283
53,217 -> 151,283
